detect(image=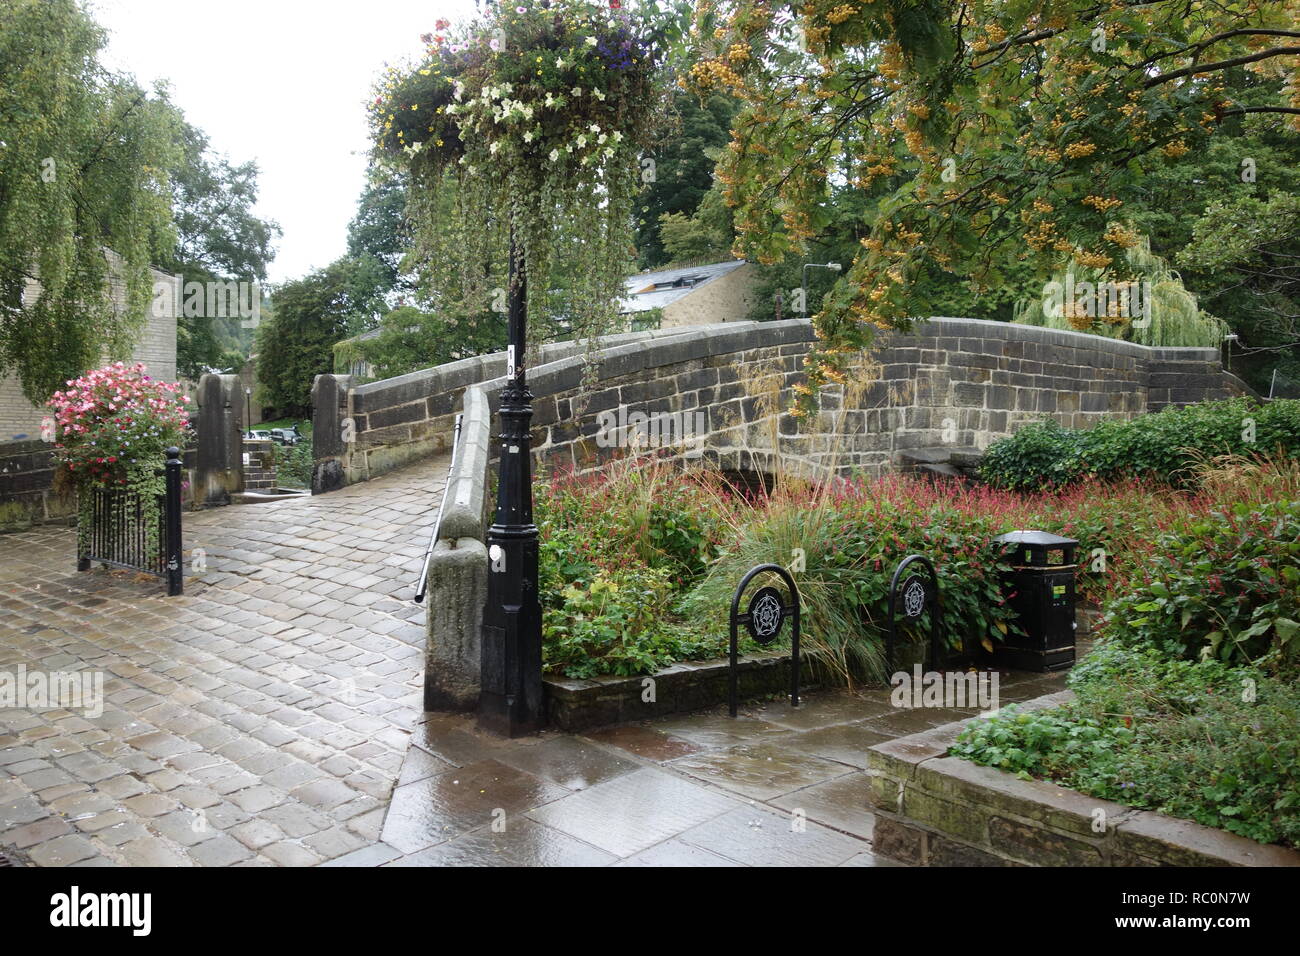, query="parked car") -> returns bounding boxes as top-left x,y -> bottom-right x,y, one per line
245,429 -> 273,442
269,428 -> 300,447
